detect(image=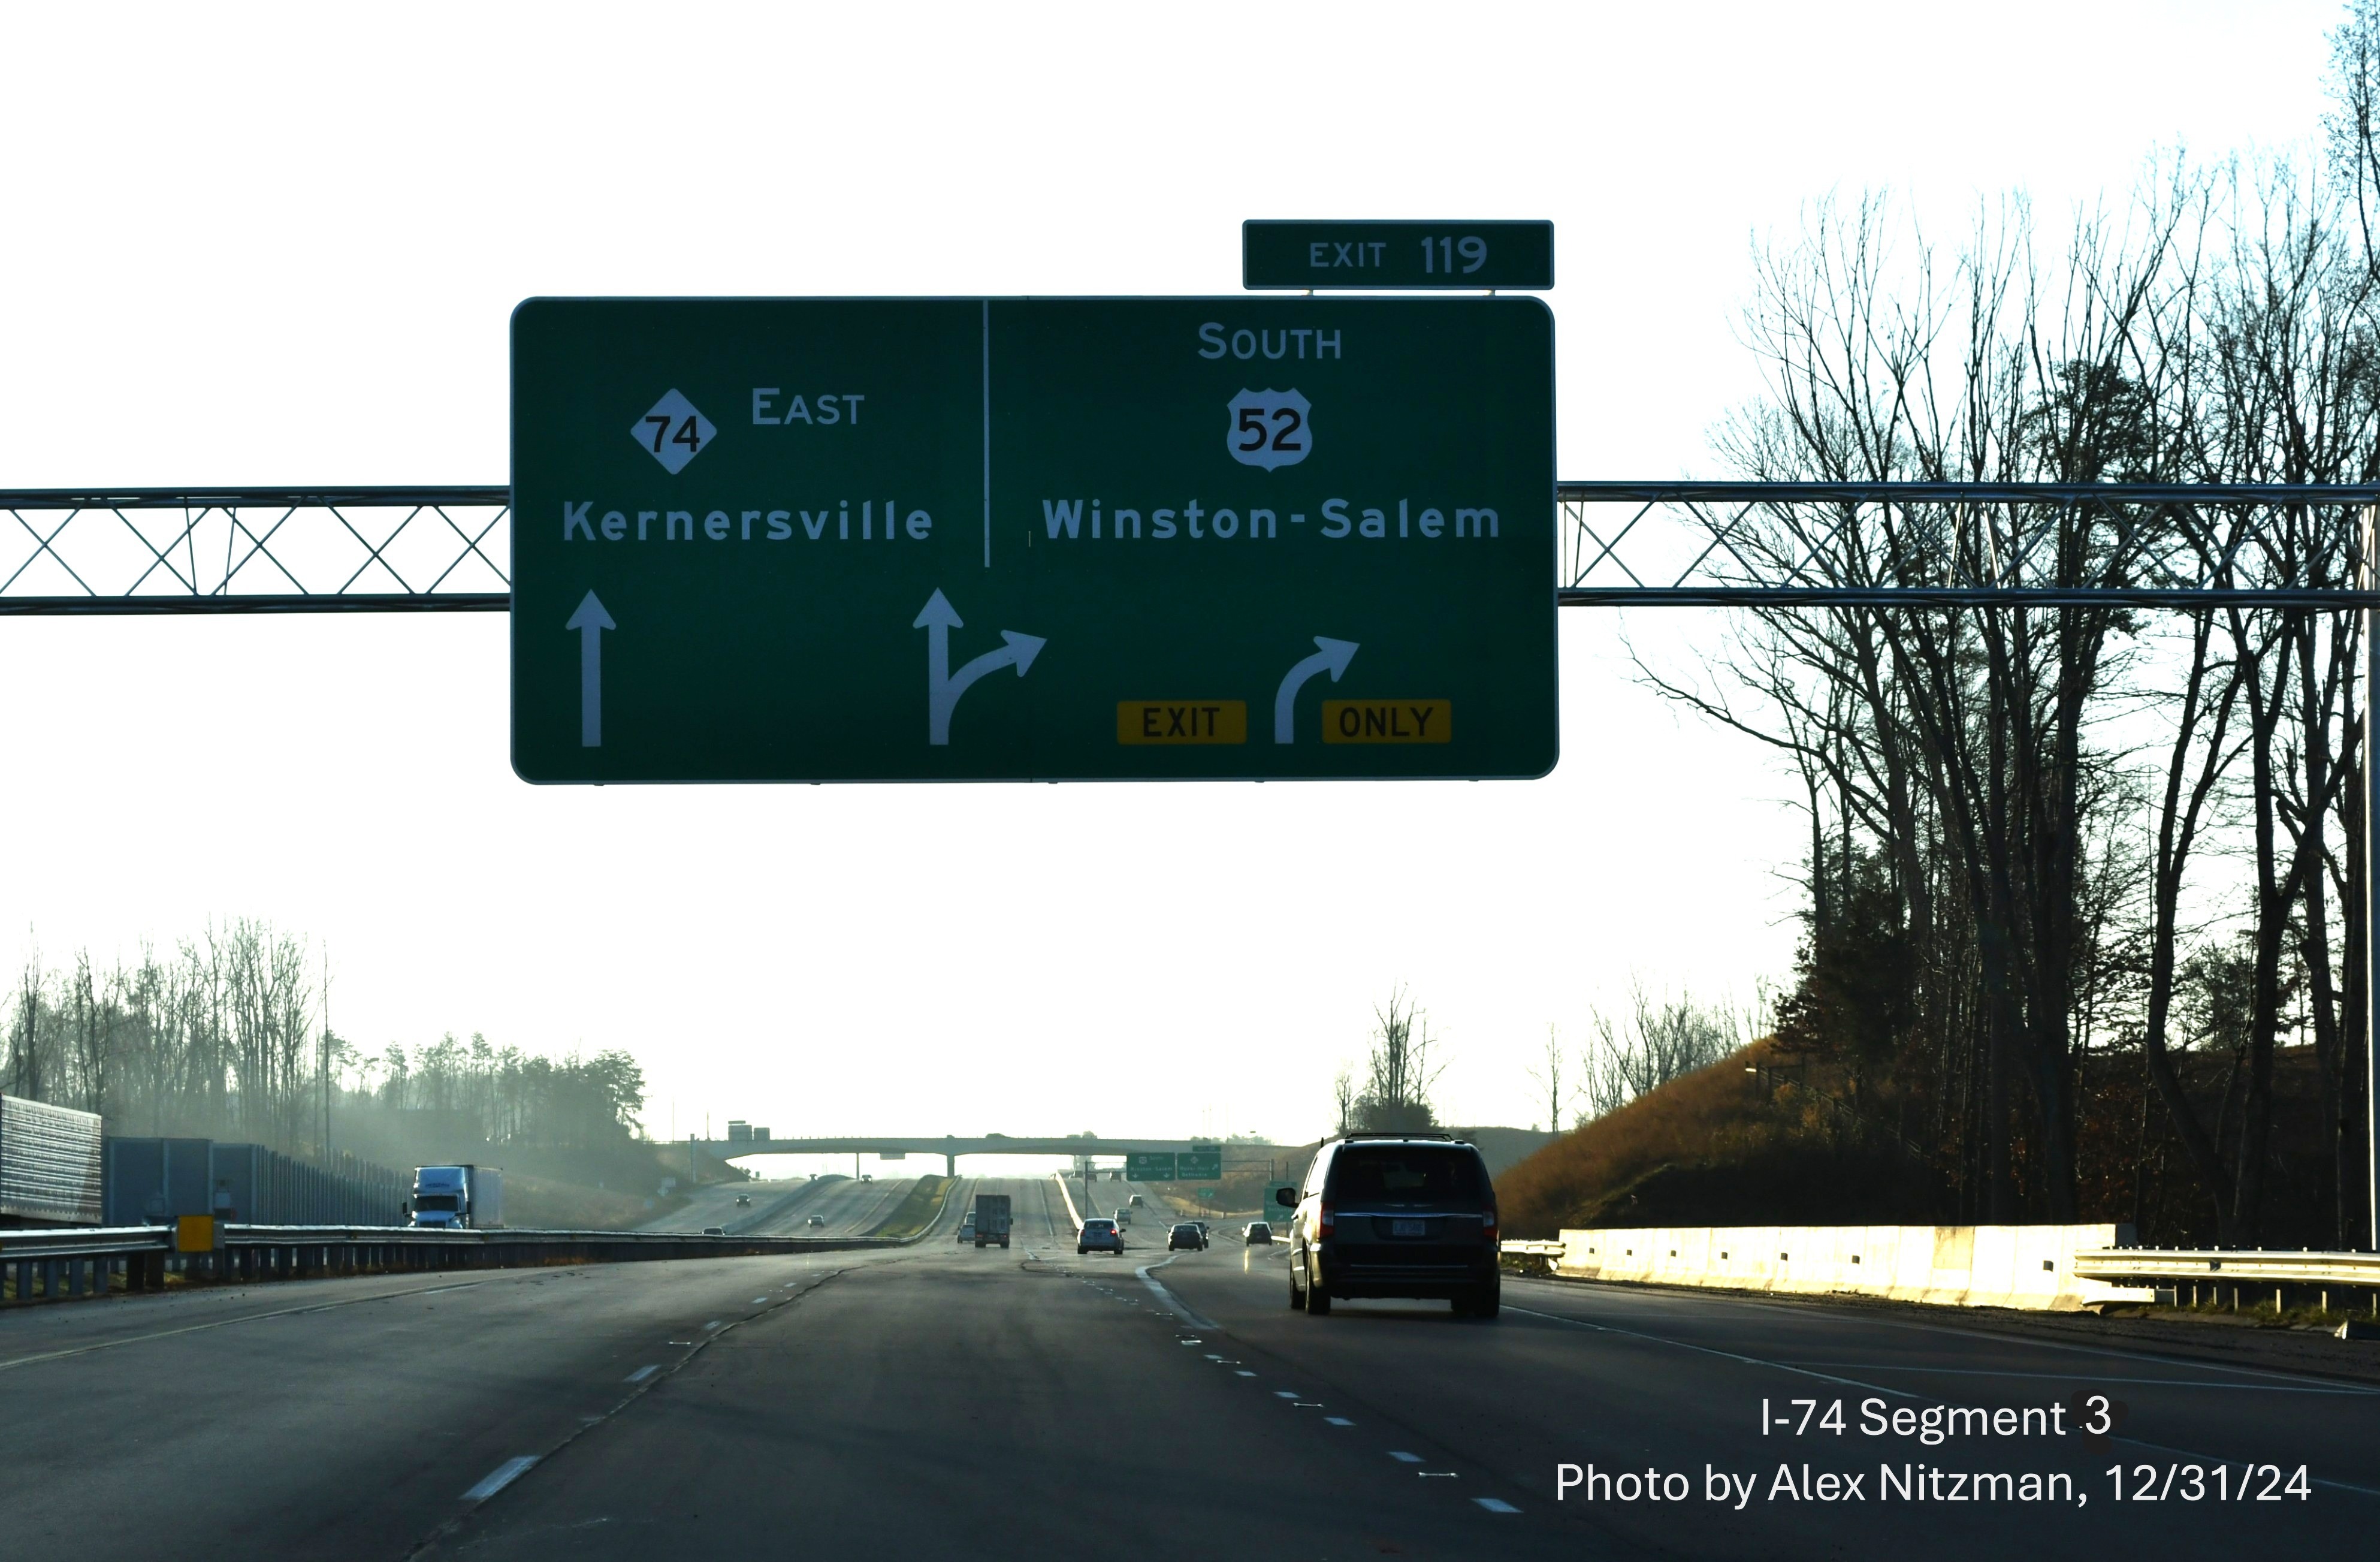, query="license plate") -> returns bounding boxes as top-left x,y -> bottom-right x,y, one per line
1391,1219 -> 1428,1237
